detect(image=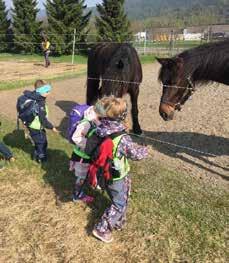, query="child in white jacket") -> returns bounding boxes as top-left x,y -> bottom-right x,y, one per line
69,104 -> 103,203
